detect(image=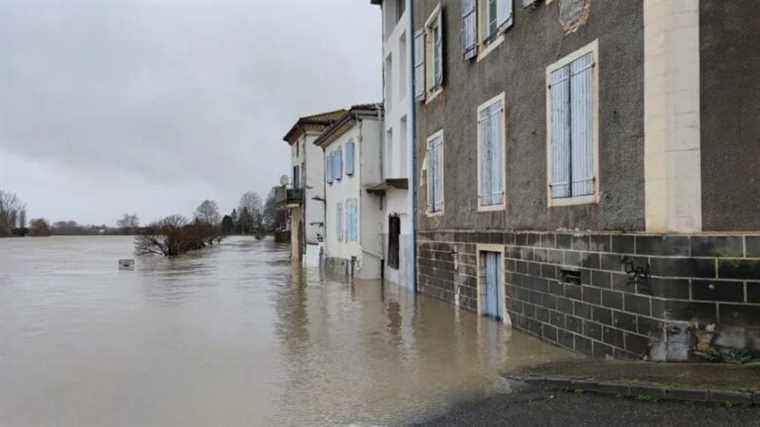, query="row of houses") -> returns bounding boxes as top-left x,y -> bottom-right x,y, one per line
278,0 -> 760,362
